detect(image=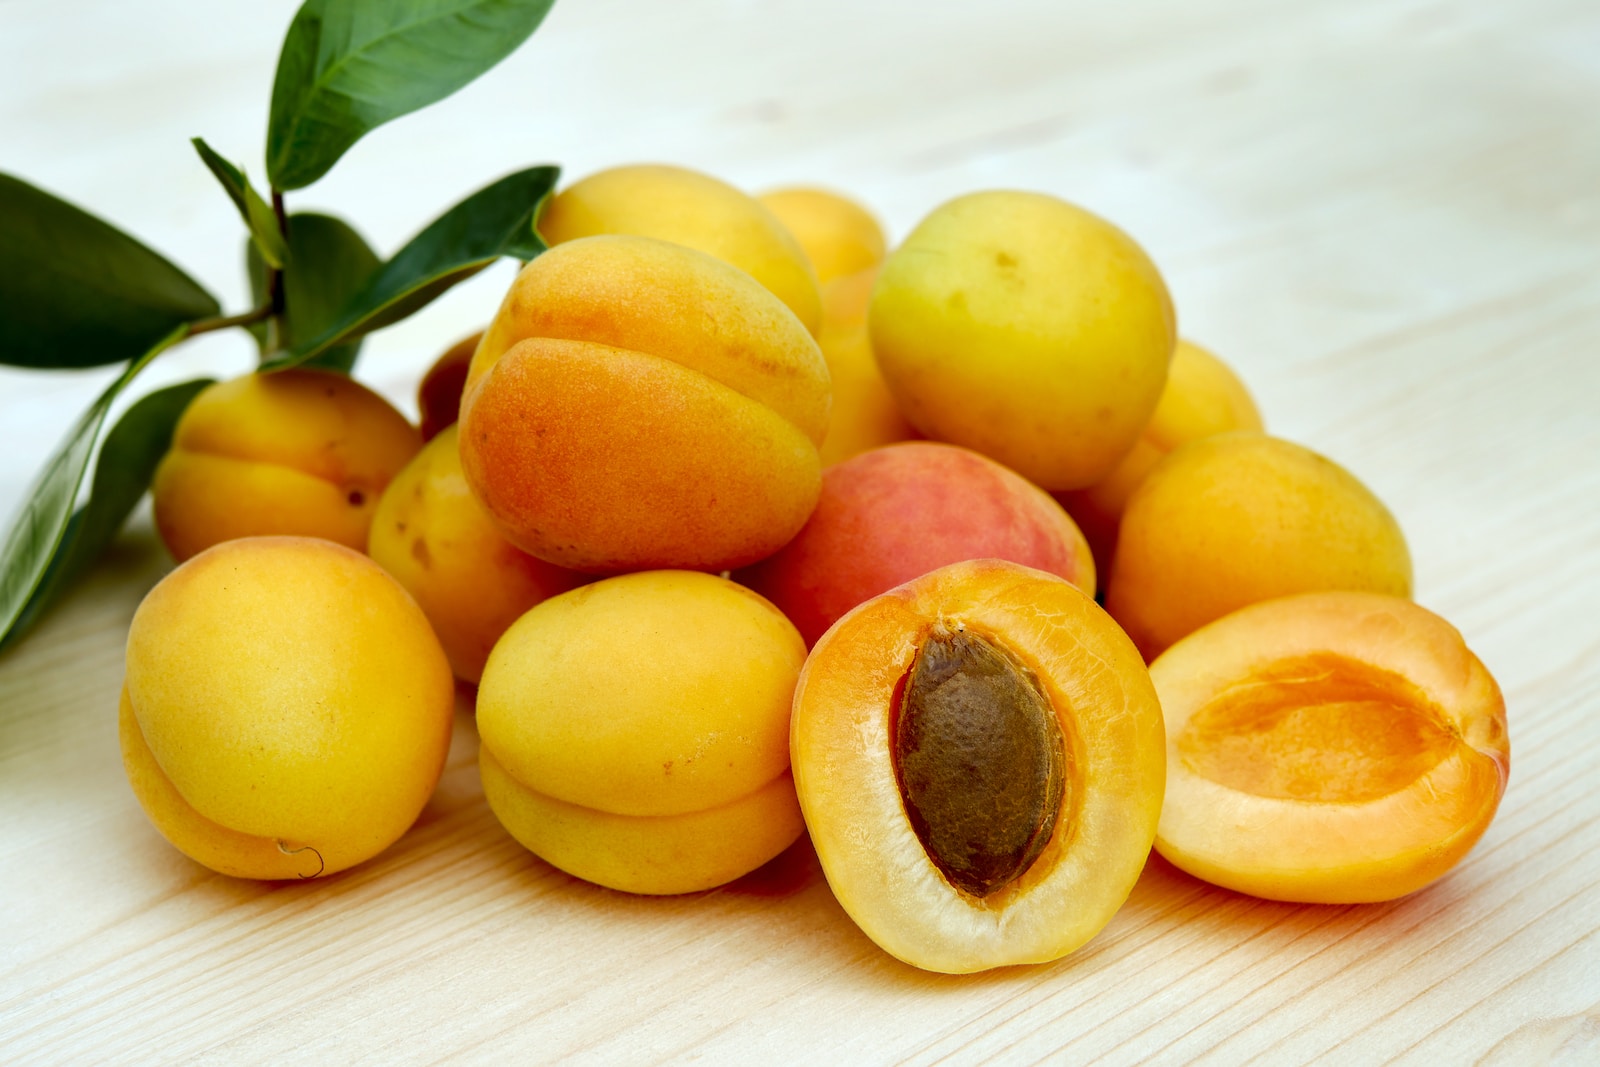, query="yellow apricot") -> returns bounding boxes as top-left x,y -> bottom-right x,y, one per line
538,163 -> 822,335
151,369 -> 419,562
1106,433 -> 1412,660
367,427 -> 585,684
478,570 -> 806,893
758,187 -> 887,284
1059,339 -> 1263,569
121,537 -> 455,879
816,269 -> 917,467
870,190 -> 1175,490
